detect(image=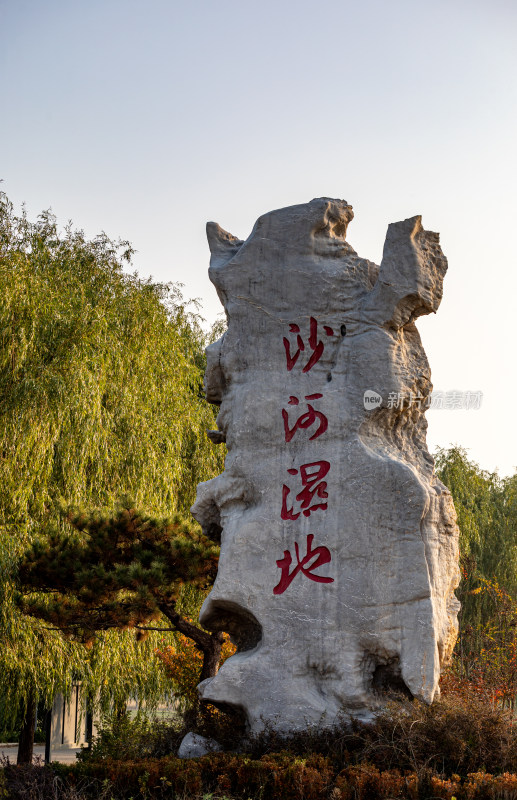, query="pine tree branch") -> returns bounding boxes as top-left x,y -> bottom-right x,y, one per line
159,603 -> 223,651
133,626 -> 175,632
